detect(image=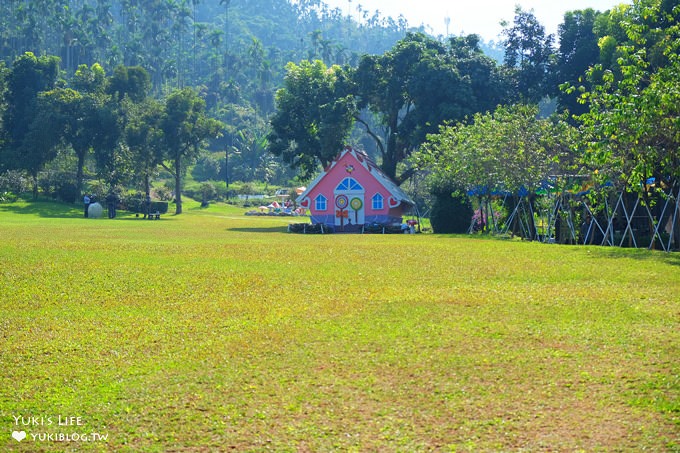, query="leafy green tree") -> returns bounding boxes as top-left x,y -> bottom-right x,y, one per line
91,99 -> 126,189
231,127 -> 271,182
268,60 -> 356,180
592,4 -> 630,72
353,34 -> 436,182
502,7 -> 554,103
269,34 -> 508,184
553,9 -> 601,116
0,53 -> 60,196
577,0 -> 680,197
124,98 -> 165,197
72,62 -> 107,94
17,93 -> 65,199
415,104 -> 576,239
40,64 -> 120,196
403,34 -> 509,149
160,88 -> 223,214
354,33 -> 508,183
0,62 -> 7,150
107,65 -> 151,102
